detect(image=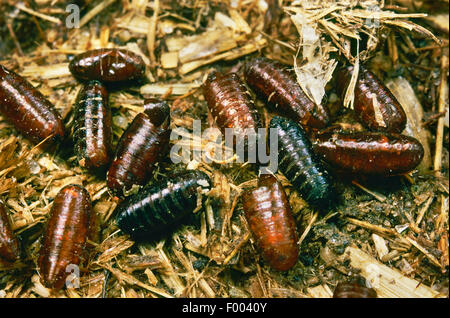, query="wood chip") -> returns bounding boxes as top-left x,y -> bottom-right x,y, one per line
79,0 -> 117,27
346,246 -> 444,298
387,77 -> 433,173
178,29 -> 237,64
372,233 -> 390,260
352,180 -> 387,202
434,53 -> 449,177
101,264 -> 173,298
140,82 -> 201,95
405,237 -> 443,269
179,37 -> 267,75
161,51 -> 179,69
16,3 -> 62,25
307,284 -> 333,298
